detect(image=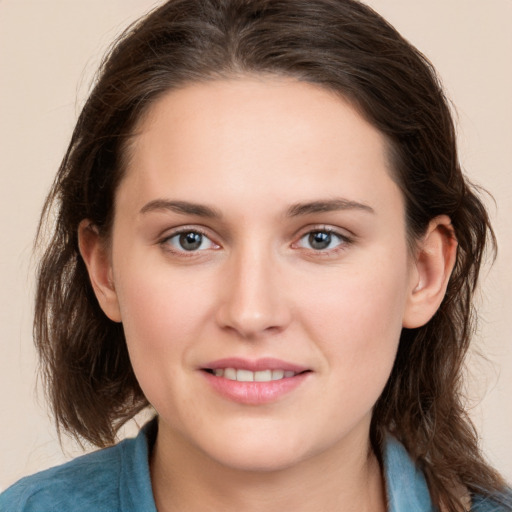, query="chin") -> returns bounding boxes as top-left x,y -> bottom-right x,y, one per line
195,427 -> 322,473
211,447 -> 306,473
